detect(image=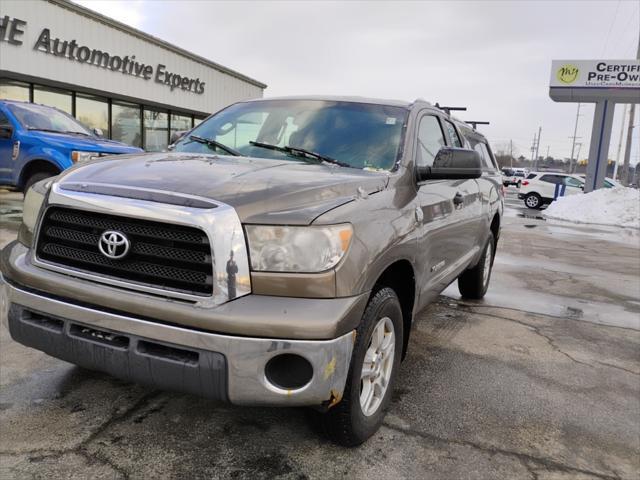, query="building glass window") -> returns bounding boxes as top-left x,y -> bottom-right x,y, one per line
144,108 -> 168,152
194,116 -> 206,127
0,79 -> 30,101
33,85 -> 72,113
75,94 -> 108,135
112,102 -> 141,148
171,113 -> 192,136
